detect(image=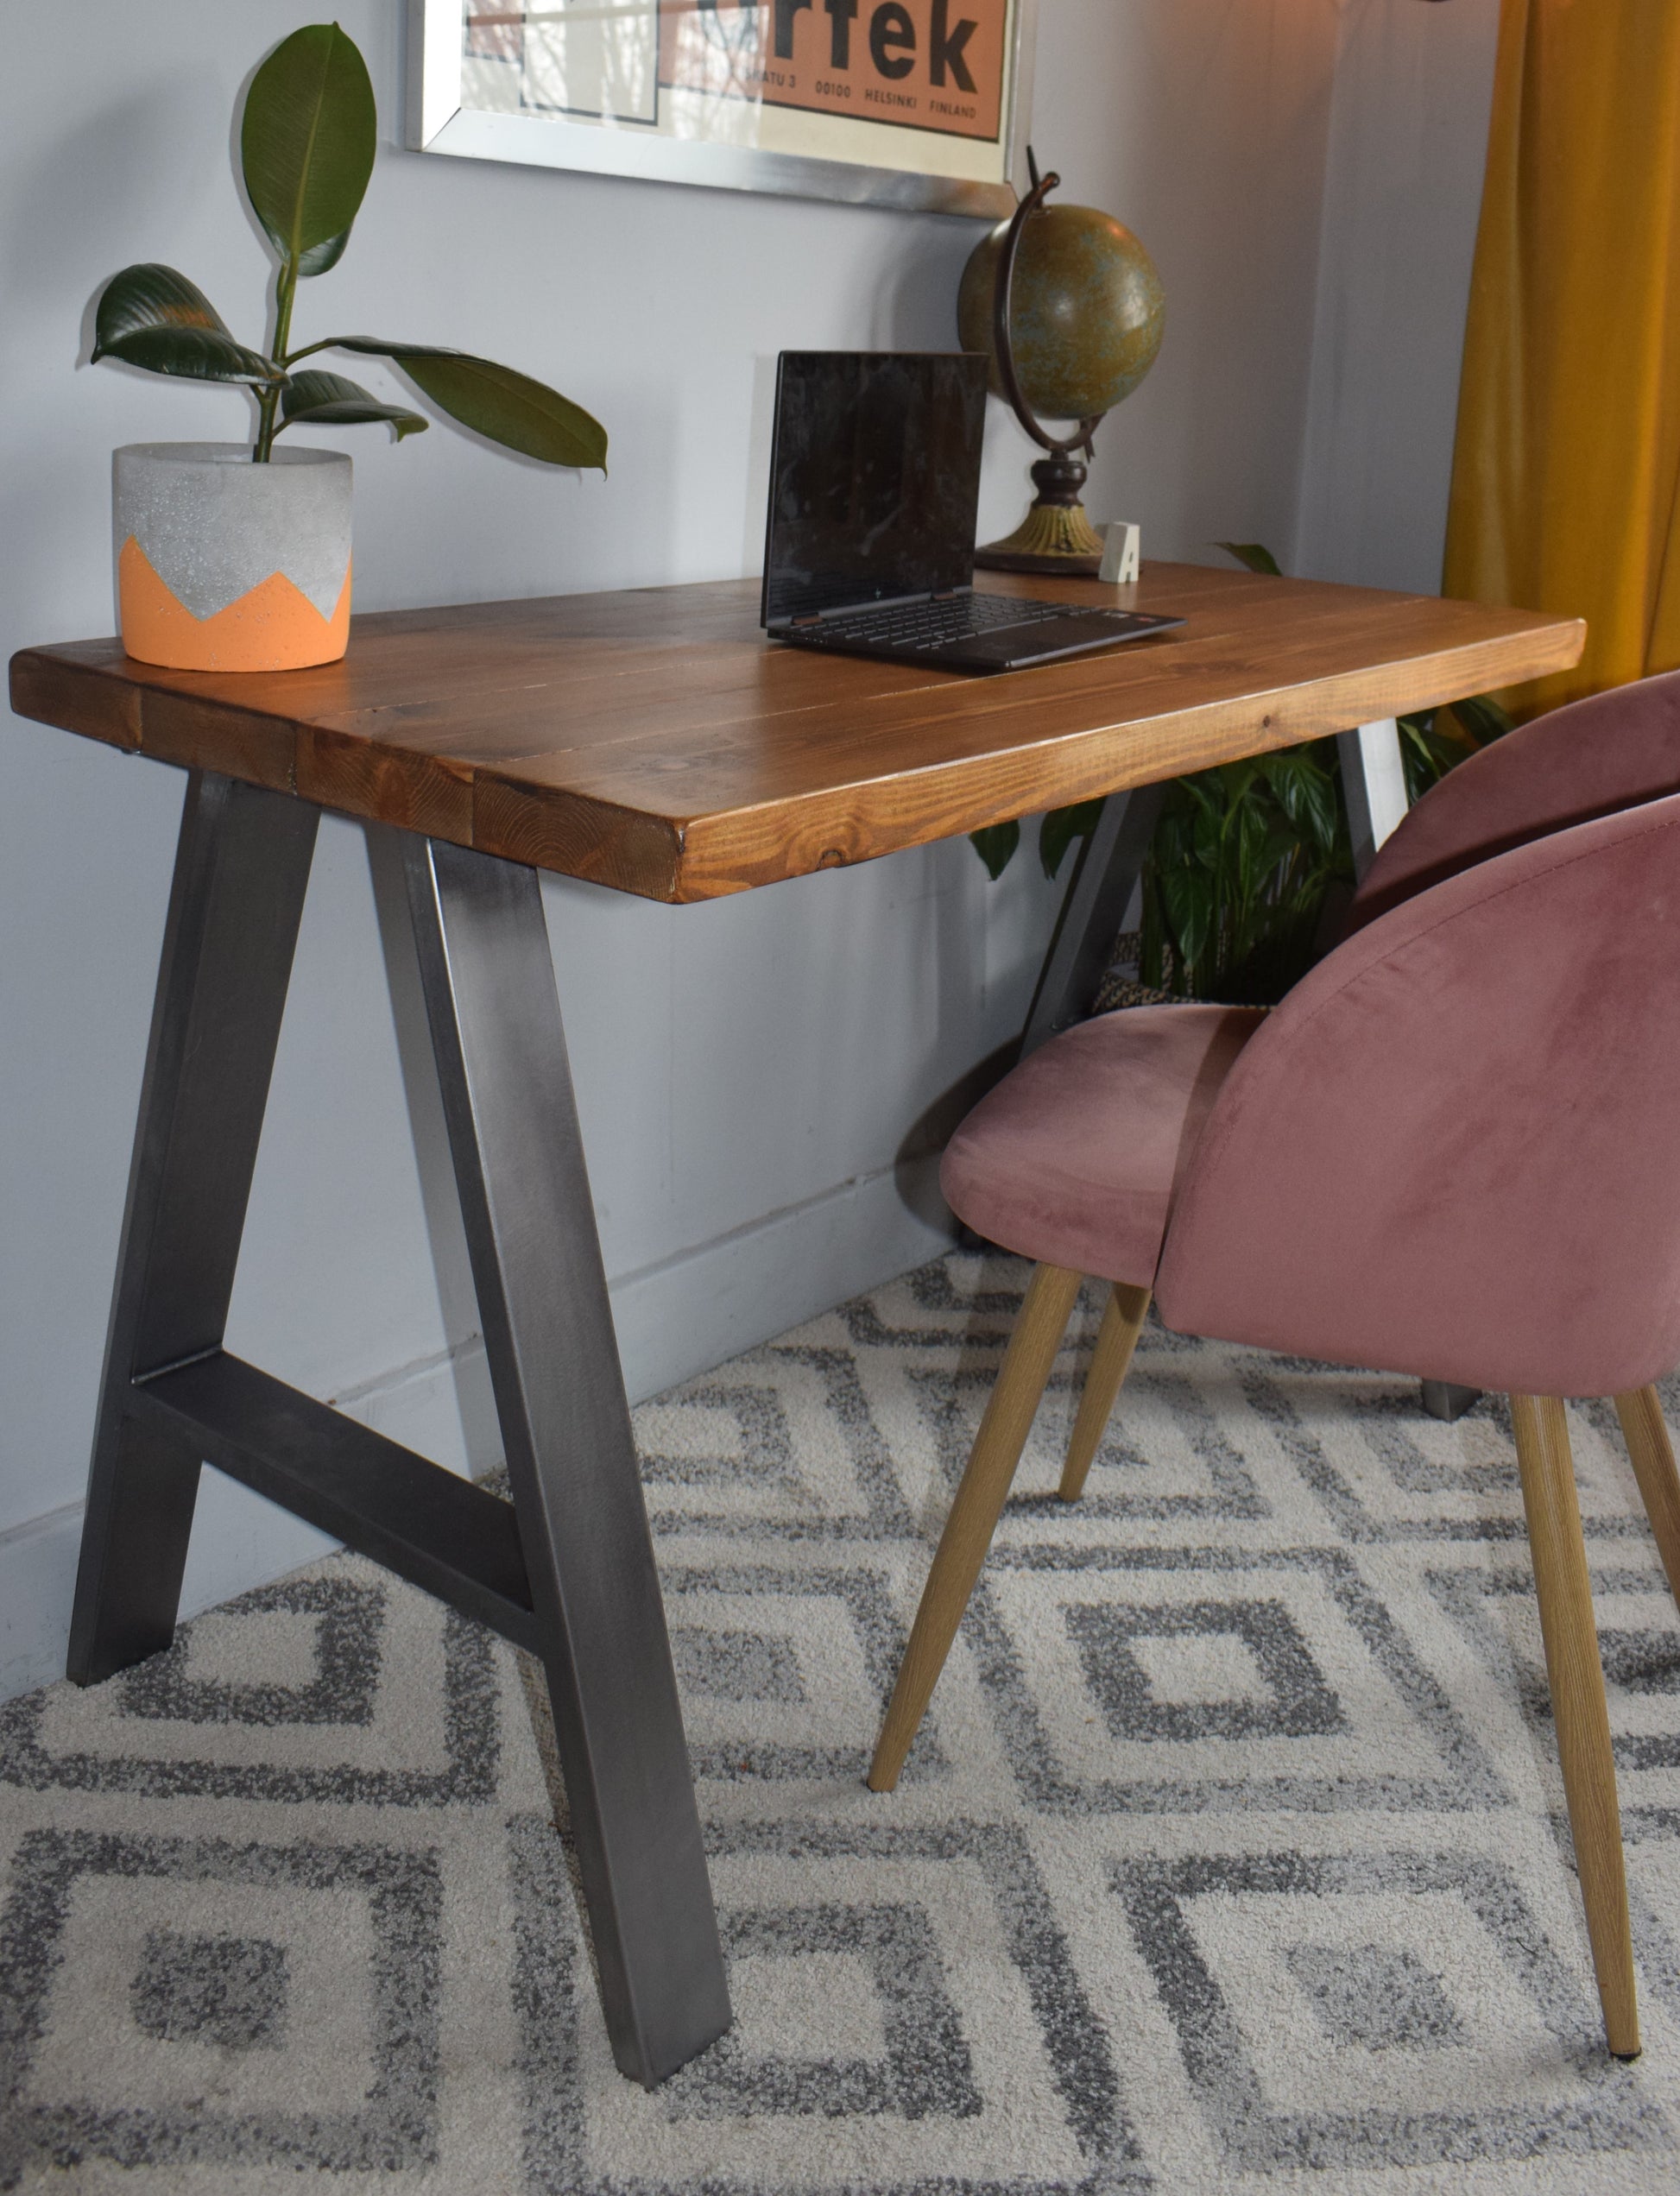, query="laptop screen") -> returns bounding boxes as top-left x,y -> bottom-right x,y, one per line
761,352 -> 988,628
